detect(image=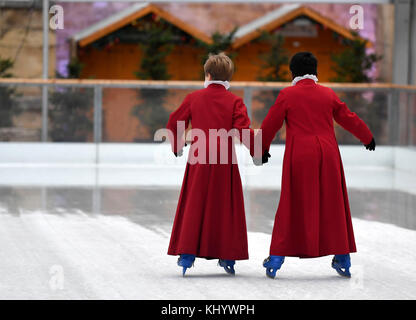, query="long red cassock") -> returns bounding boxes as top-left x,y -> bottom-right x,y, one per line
261,78 -> 373,258
166,84 -> 254,260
